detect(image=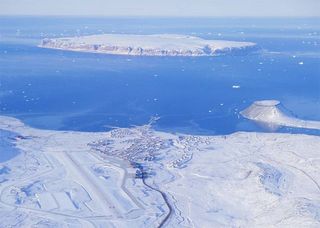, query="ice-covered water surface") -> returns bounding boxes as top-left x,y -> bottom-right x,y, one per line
0,17 -> 319,134
0,115 -> 319,227
0,130 -> 21,163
